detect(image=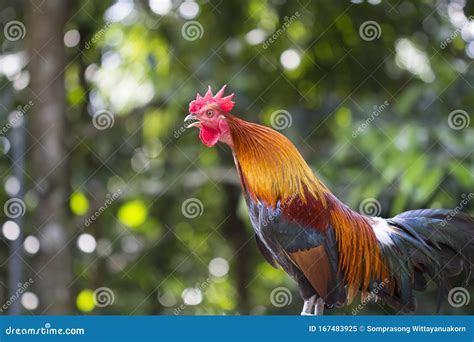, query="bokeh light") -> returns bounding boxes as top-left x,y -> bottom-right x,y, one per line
77,233 -> 97,254
2,221 -> 20,241
24,235 -> 40,255
21,292 -> 39,310
280,49 -> 301,70
208,257 -> 229,277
